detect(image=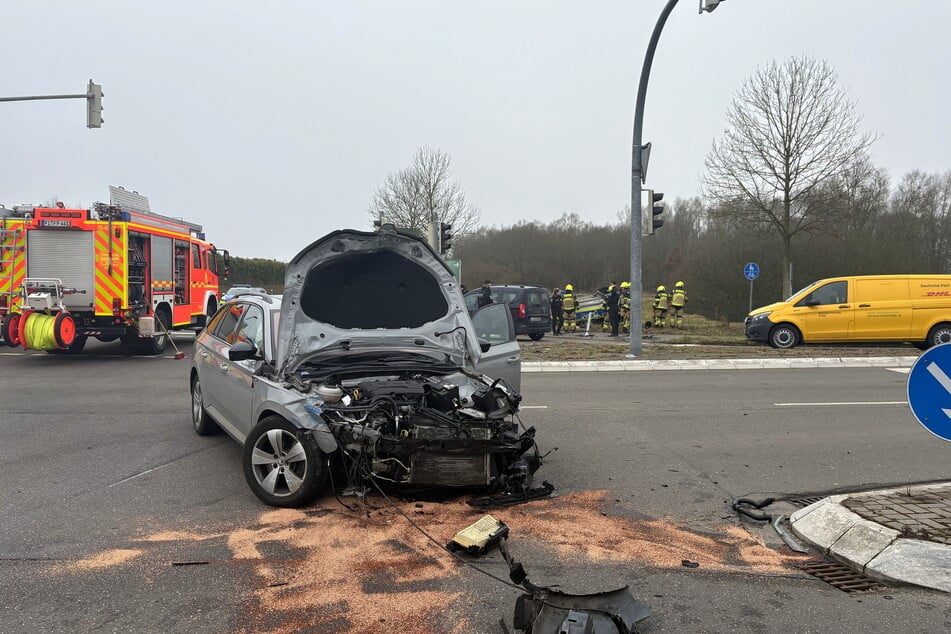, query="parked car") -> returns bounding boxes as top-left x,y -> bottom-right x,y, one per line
191,227 -> 540,507
464,285 -> 551,341
221,284 -> 267,301
745,274 -> 951,349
